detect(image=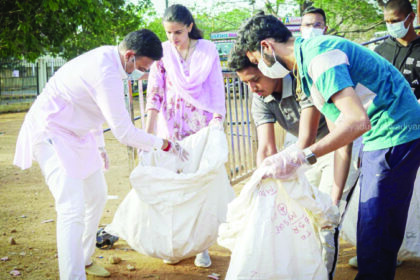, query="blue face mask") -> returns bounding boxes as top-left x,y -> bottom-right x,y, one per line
124,56 -> 145,80
386,14 -> 410,39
